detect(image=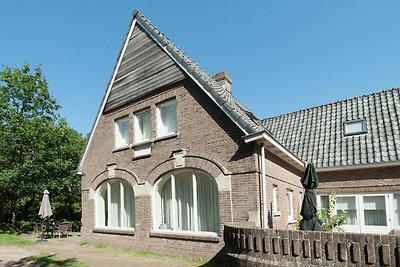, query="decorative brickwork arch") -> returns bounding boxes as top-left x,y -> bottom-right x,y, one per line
146,154 -> 229,185
91,166 -> 143,191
